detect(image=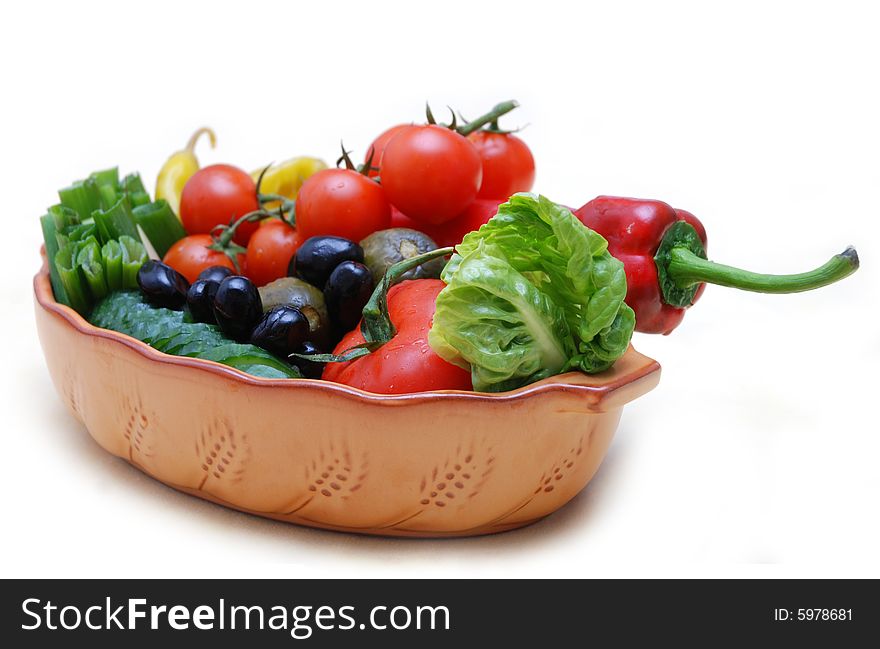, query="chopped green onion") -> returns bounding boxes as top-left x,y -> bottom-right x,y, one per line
48,203 -> 80,228
97,182 -> 120,209
92,196 -> 141,245
65,222 -> 97,242
119,235 -> 148,288
40,204 -> 84,307
129,191 -> 151,208
42,168 -> 153,309
76,238 -> 108,301
55,244 -> 90,315
59,178 -> 102,222
89,167 -> 119,188
40,213 -> 69,306
133,199 -> 186,258
102,240 -> 123,291
121,172 -> 147,197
